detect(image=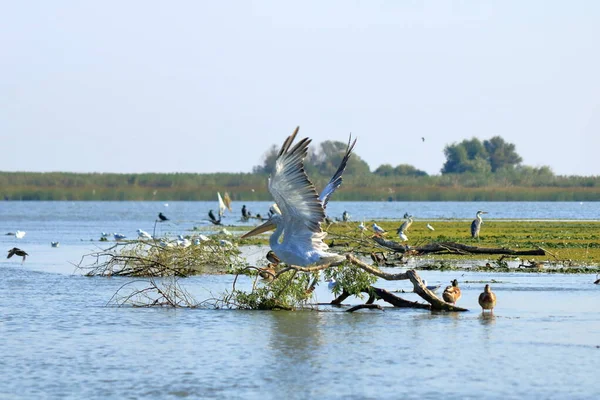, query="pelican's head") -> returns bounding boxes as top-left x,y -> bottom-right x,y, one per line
241,214 -> 281,239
